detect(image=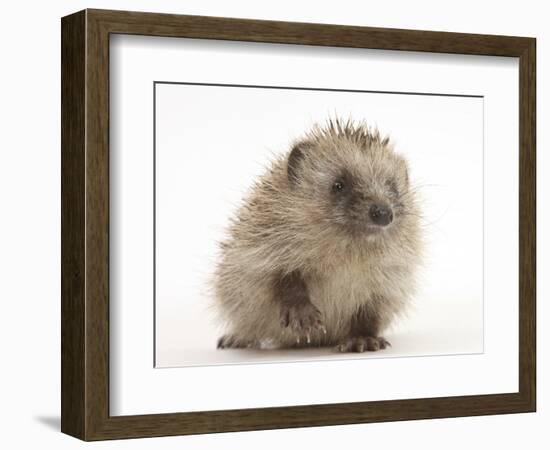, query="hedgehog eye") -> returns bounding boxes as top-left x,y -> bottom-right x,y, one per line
386,179 -> 399,196
332,180 -> 345,193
